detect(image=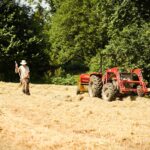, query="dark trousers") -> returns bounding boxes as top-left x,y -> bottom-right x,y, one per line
21,78 -> 30,95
